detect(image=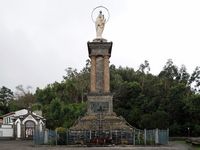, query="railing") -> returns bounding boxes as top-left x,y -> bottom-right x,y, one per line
33,128 -> 169,146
